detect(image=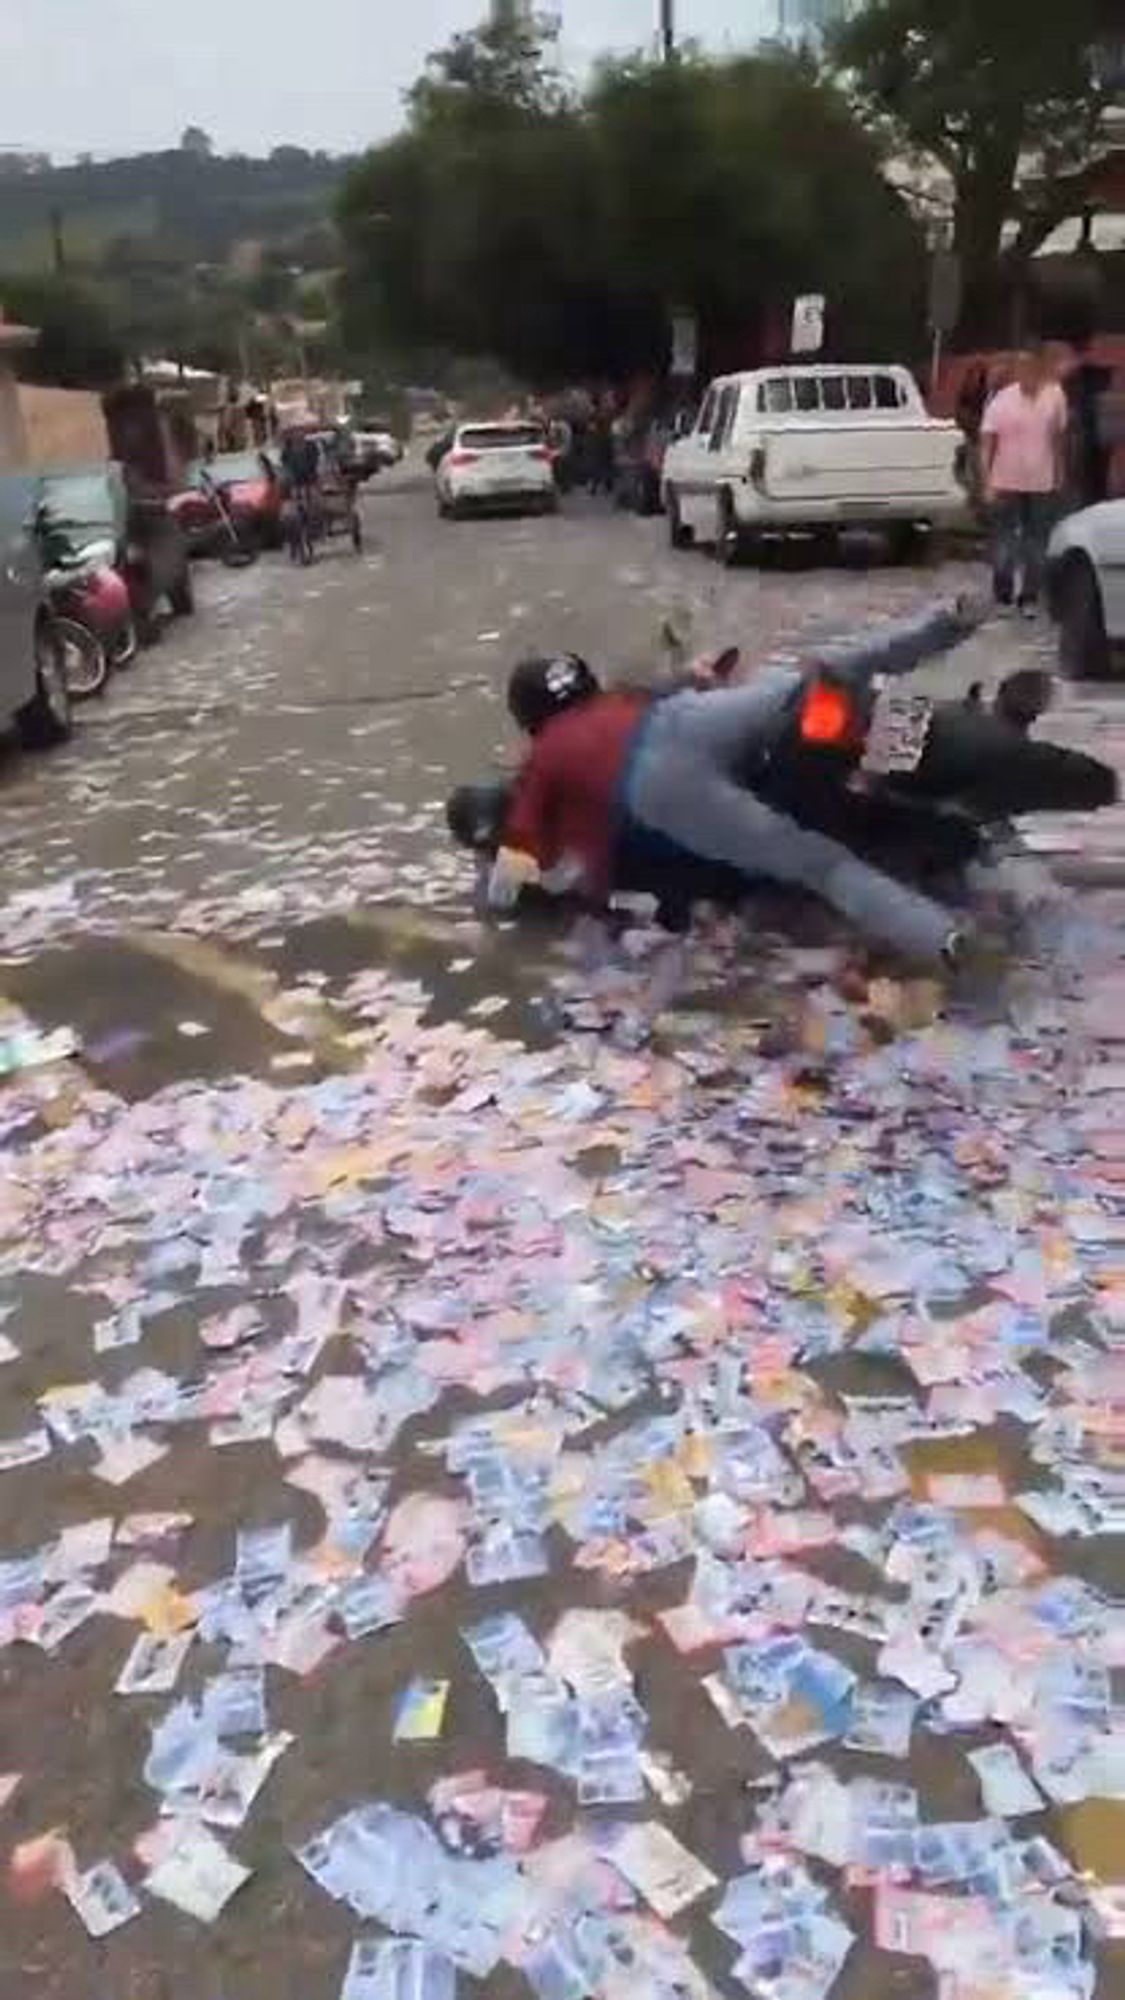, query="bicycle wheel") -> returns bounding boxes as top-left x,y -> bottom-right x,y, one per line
52,615 -> 108,699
